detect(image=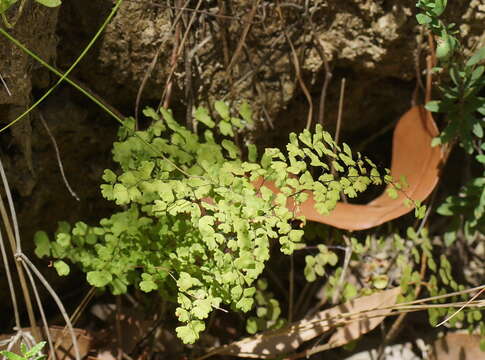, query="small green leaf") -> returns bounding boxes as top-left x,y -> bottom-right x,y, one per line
25,342 -> 46,359
214,101 -> 230,120
472,123 -> 483,138
34,0 -> 61,7
192,298 -> 212,319
248,144 -> 258,162
372,275 -> 388,289
236,297 -> 254,312
176,321 -> 205,344
415,204 -> 427,219
0,0 -> 18,13
288,229 -> 304,242
34,231 -> 51,258
113,184 -> 130,205
194,106 -> 215,128
436,34 -> 453,60
386,187 -> 398,199
431,137 -> 442,147
239,102 -> 253,125
425,100 -> 442,112
218,121 -> 234,136
87,270 -> 112,287
221,139 -> 240,159
246,317 -> 258,334
432,0 -> 447,16
54,260 -> 70,276
140,273 -> 158,292
142,107 -> 159,121
56,233 -> 71,248
102,169 -> 117,184
466,46 -> 485,67
416,13 -> 432,24
177,272 -> 201,292
0,351 -> 25,360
